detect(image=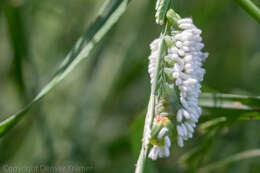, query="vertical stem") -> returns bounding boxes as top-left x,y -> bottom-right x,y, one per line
3,1 -> 56,164
135,95 -> 155,173
5,2 -> 28,101
135,37 -> 165,173
235,0 -> 260,23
